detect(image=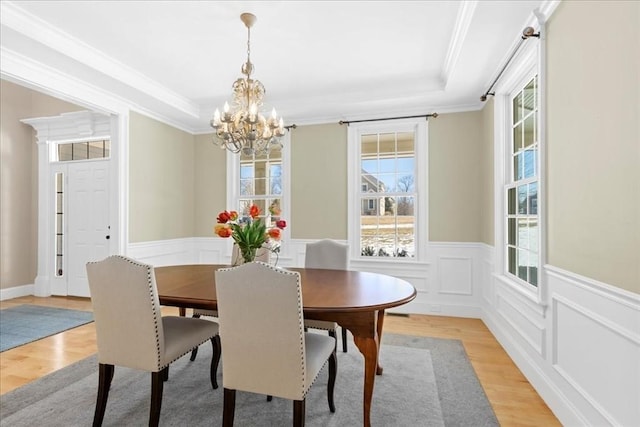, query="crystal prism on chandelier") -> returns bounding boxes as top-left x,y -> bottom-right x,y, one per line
210,13 -> 285,156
